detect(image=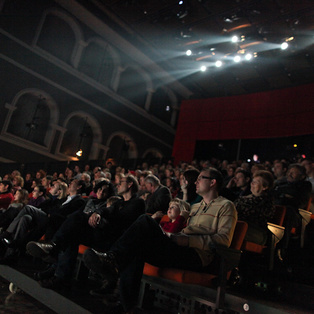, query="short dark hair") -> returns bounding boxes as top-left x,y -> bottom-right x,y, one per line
37,185 -> 46,196
0,180 -> 12,191
204,168 -> 224,192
